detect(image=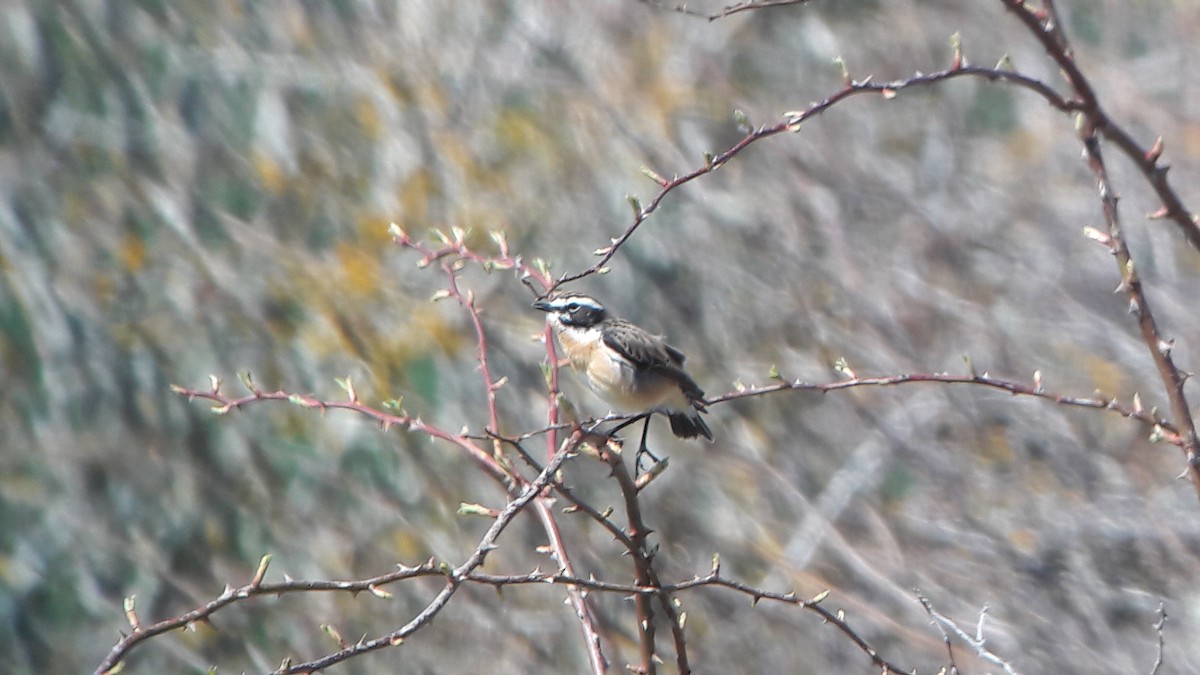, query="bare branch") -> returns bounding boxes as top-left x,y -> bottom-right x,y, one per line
709,371 -> 1184,446
999,0 -> 1200,251
638,0 -> 817,20
1148,602 -> 1167,675
555,63 -> 1077,289
918,594 -> 1020,675
273,440 -> 581,674
1075,112 -> 1200,500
